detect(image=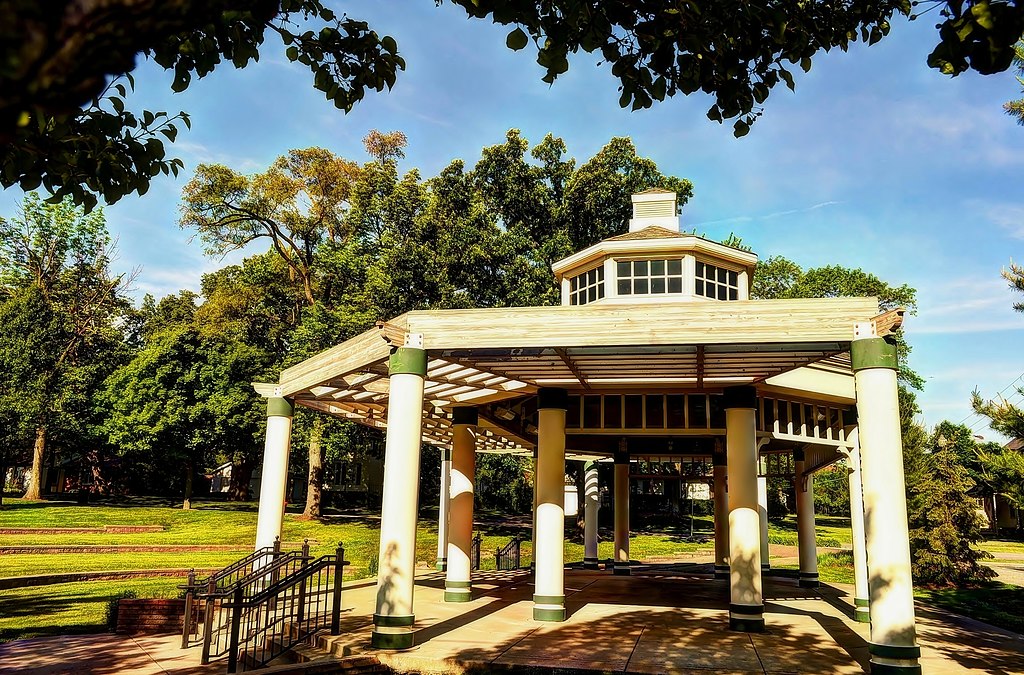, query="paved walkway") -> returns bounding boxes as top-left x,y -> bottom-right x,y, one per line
2,566 -> 1023,674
